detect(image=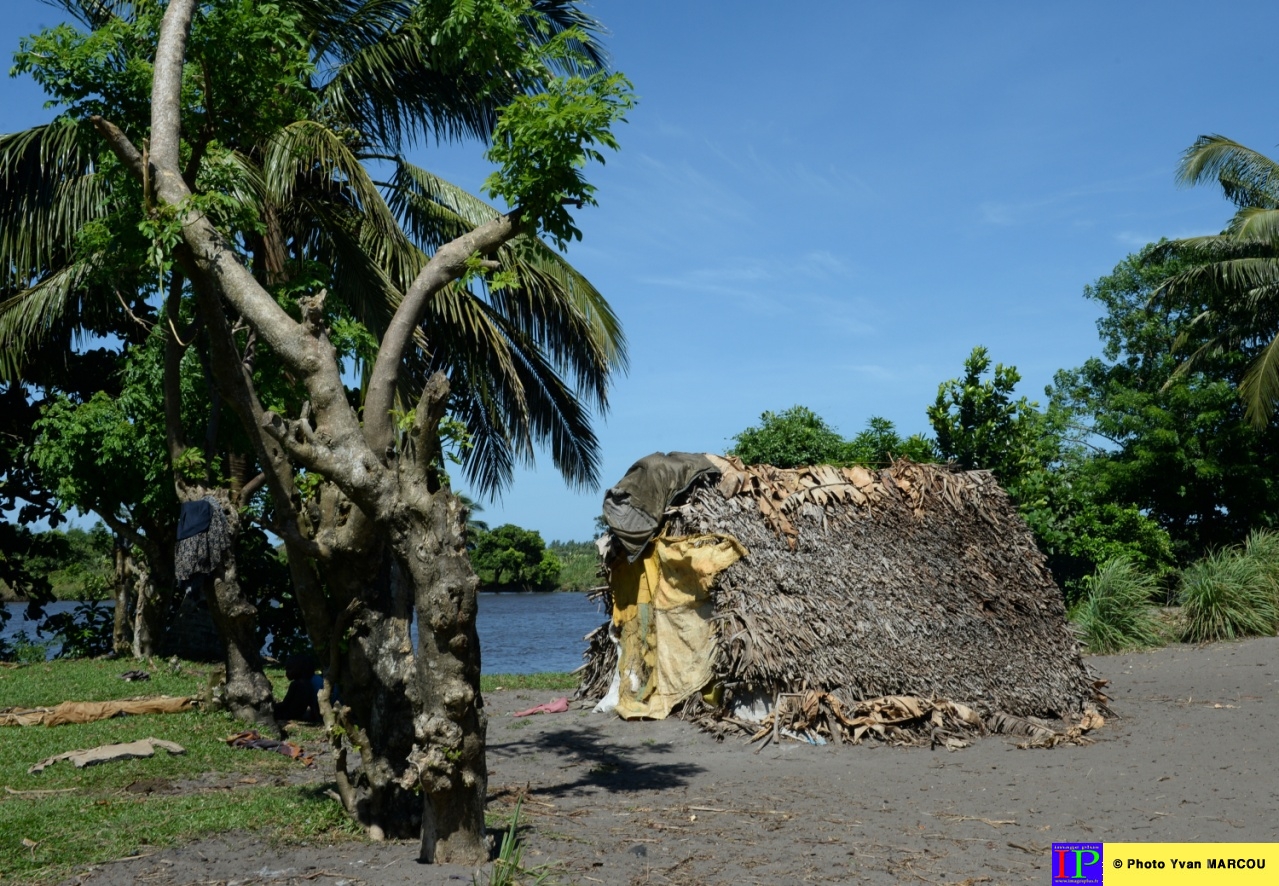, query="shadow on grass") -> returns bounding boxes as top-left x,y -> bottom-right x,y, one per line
488,724 -> 704,796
